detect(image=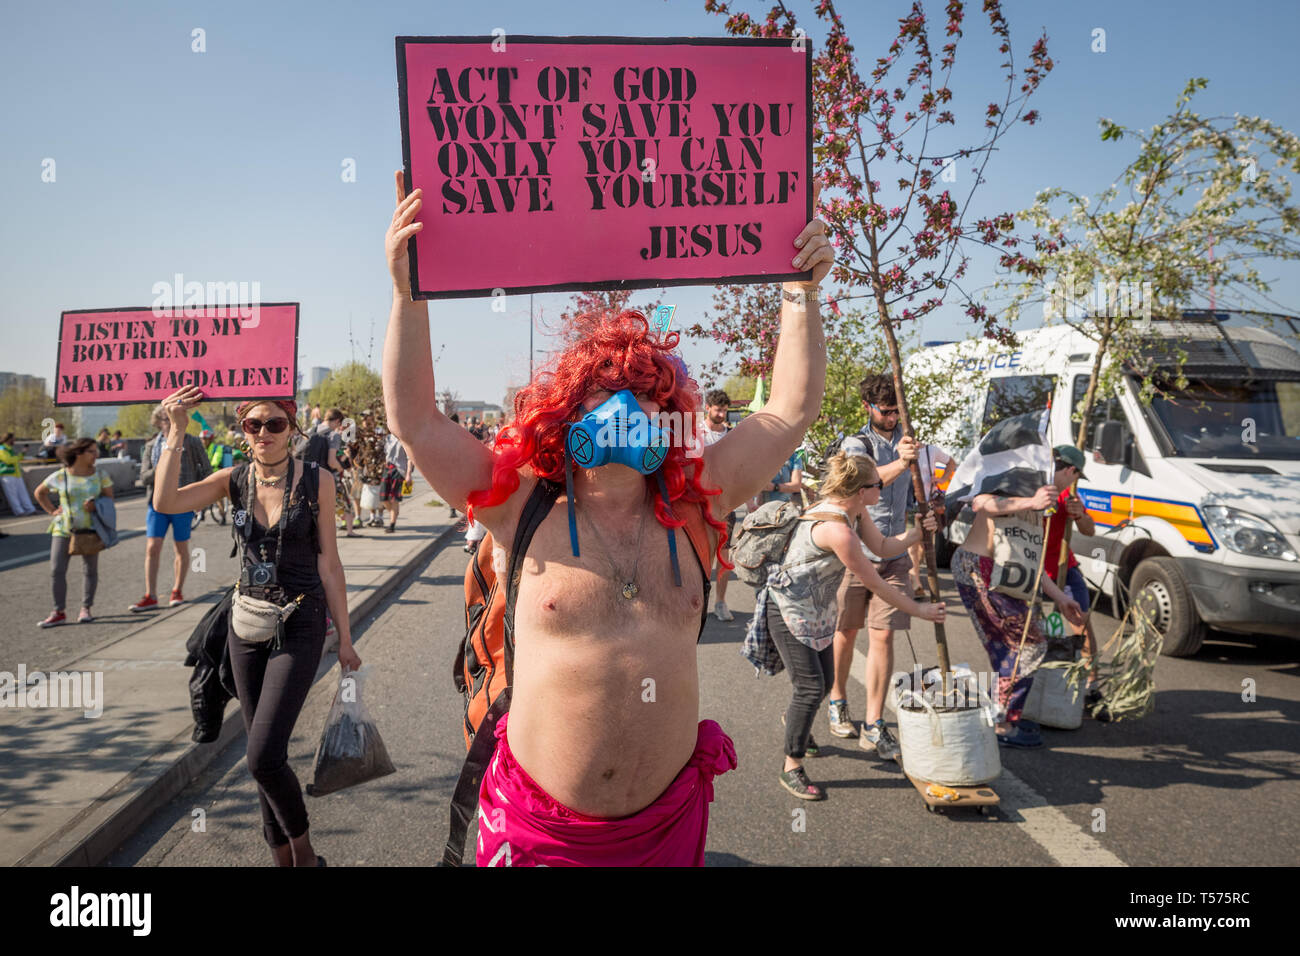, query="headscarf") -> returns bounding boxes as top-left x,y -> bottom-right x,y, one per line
234,399 -> 299,422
